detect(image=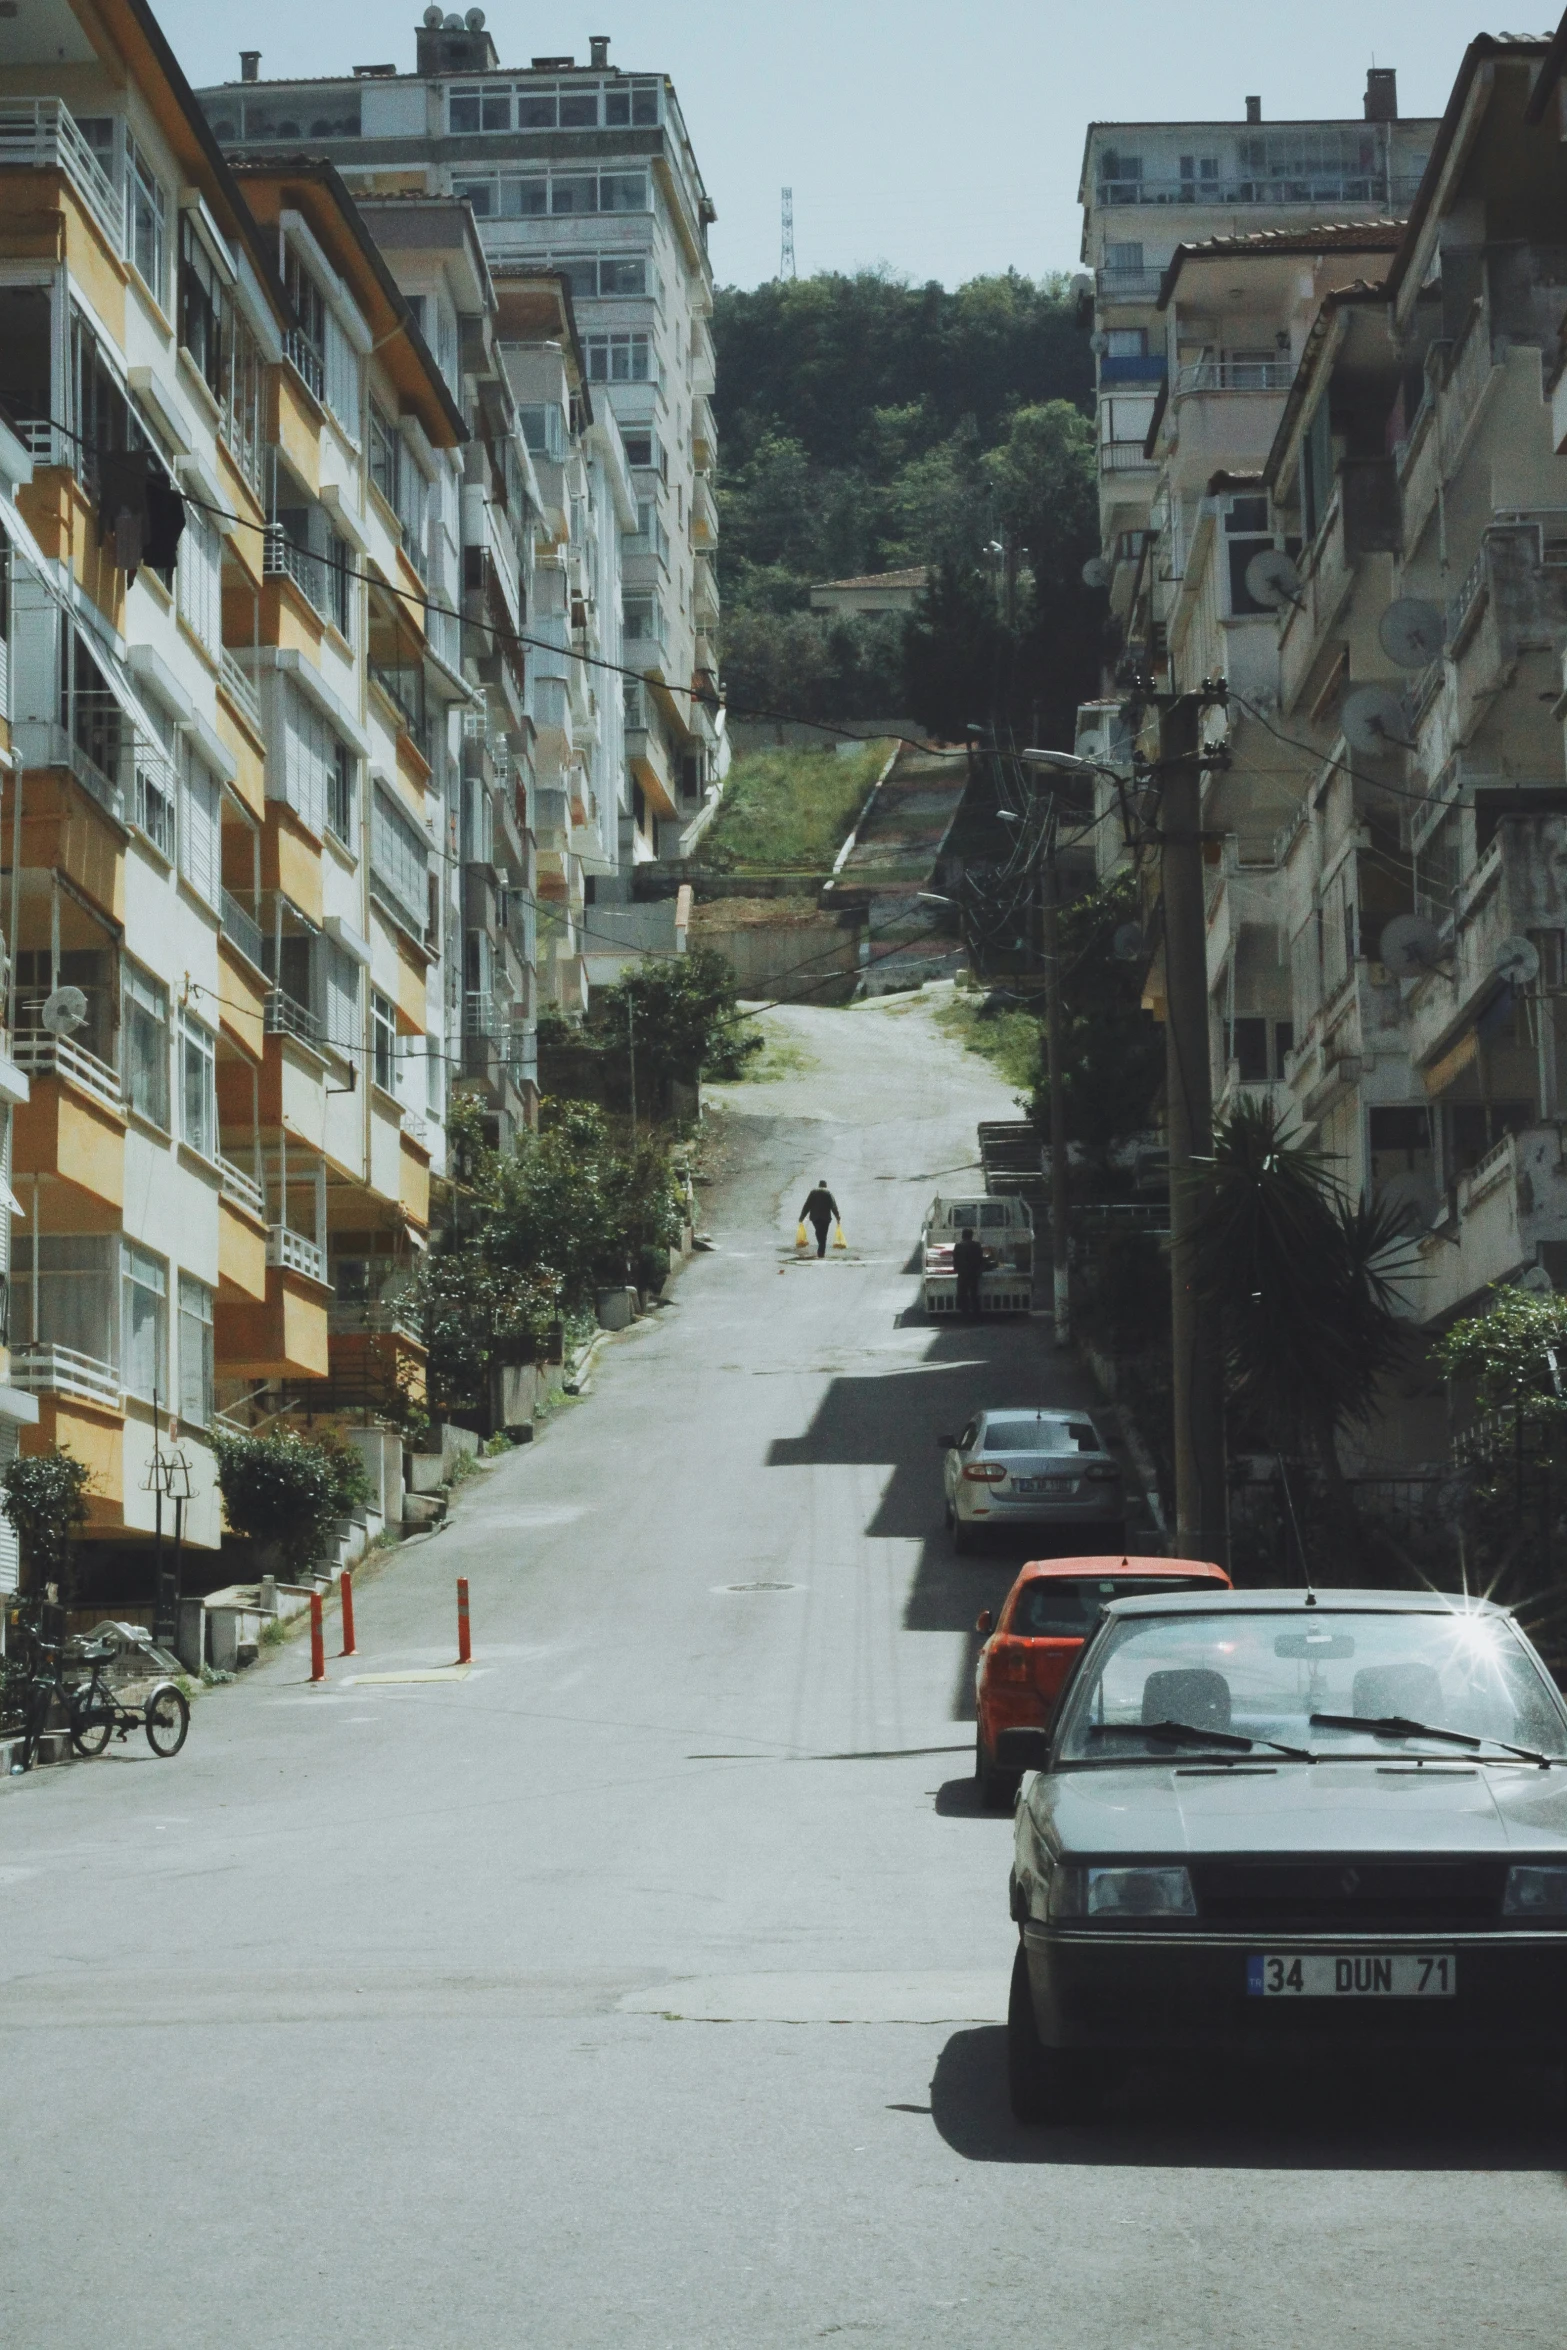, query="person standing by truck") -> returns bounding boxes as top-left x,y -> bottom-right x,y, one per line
953,1225 -> 986,1319
799,1179 -> 840,1259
